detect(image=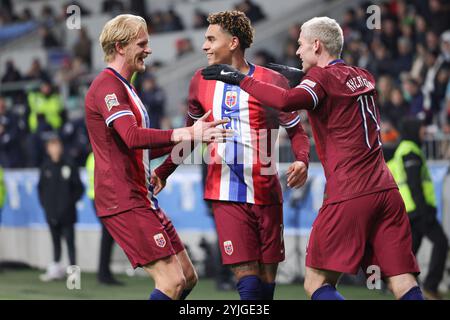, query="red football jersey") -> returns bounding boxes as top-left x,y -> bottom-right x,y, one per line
188,64 -> 307,205
240,60 -> 398,204
85,68 -> 161,217
299,61 -> 397,204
